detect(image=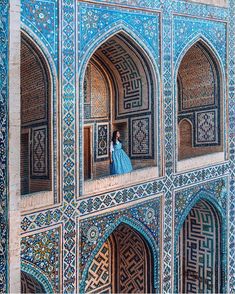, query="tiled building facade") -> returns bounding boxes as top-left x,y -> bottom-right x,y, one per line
1,0 -> 235,293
